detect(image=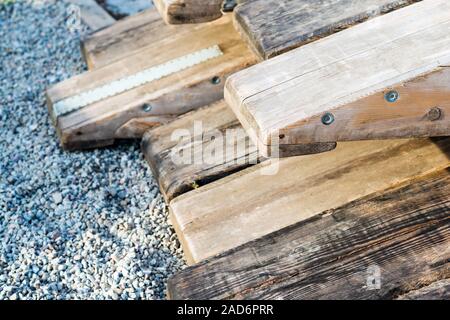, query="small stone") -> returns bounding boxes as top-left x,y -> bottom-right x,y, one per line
52,192 -> 62,204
